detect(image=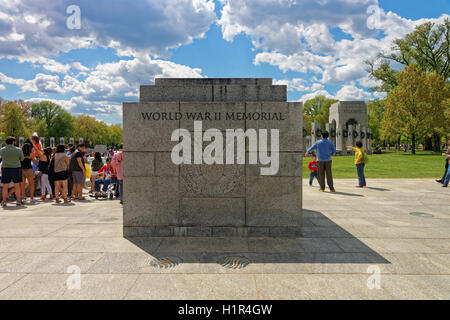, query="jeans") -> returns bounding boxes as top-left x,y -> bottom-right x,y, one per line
444,167 -> 450,185
356,163 -> 366,186
309,171 -> 318,185
94,178 -> 116,192
118,179 -> 123,202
